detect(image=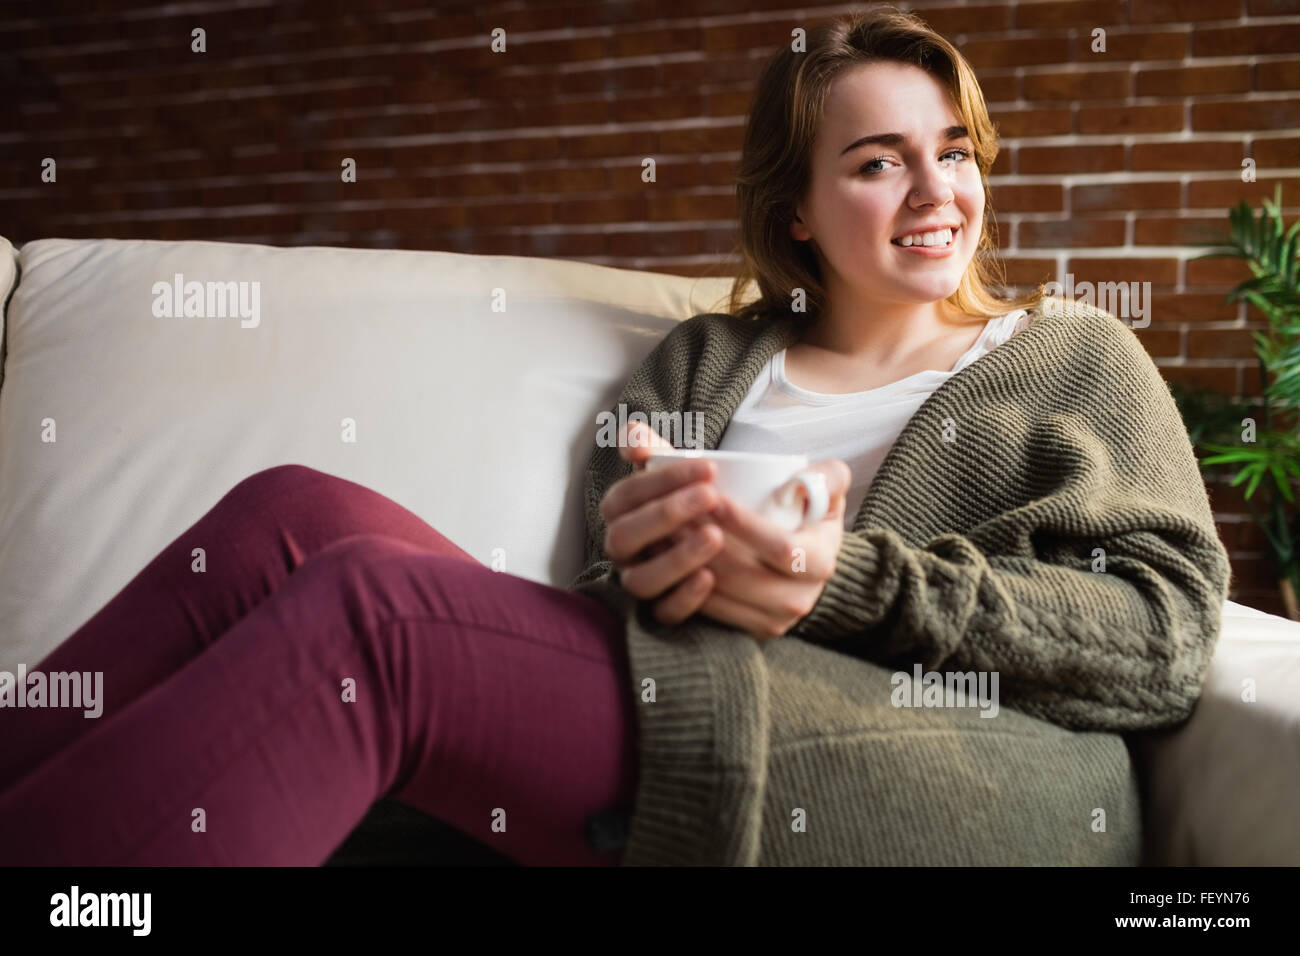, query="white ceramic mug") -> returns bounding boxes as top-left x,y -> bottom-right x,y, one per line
644,449 -> 829,531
